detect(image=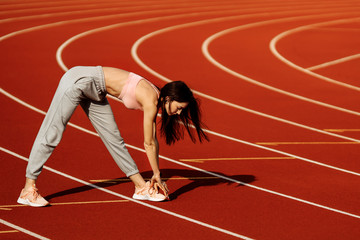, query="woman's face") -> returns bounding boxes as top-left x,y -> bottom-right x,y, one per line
165,100 -> 189,116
